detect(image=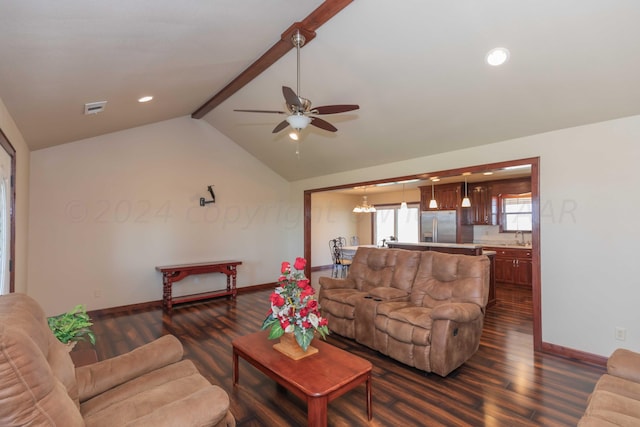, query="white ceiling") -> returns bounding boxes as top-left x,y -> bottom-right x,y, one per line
2,1 -> 640,181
